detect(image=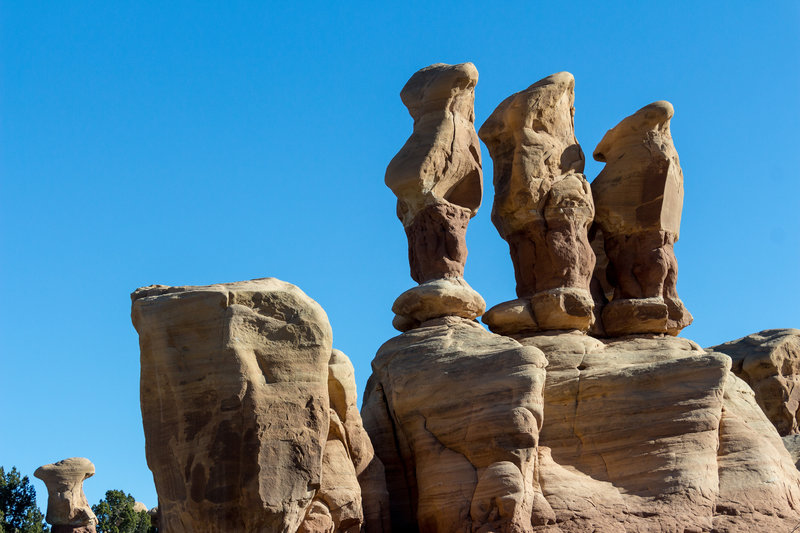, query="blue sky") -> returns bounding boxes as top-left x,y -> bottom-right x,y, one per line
2,1 -> 798,513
